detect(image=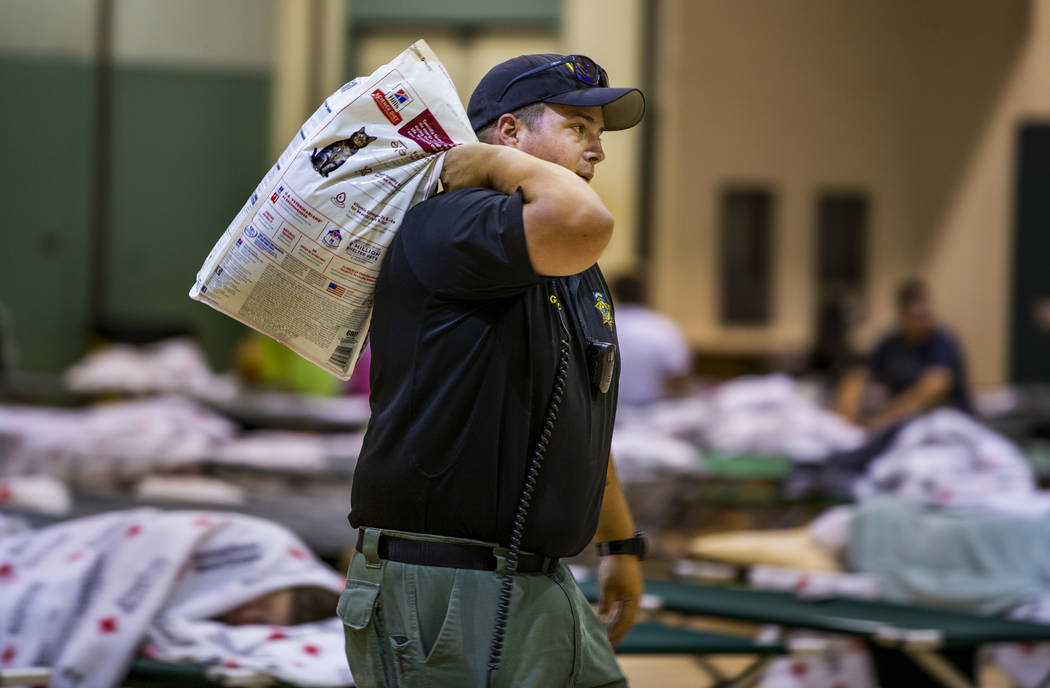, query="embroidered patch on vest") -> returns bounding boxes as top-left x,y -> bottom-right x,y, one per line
593,291 -> 613,328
